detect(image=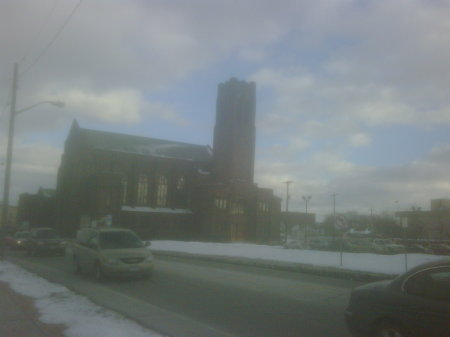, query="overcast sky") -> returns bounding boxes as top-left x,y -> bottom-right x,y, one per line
1,0 -> 449,220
